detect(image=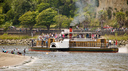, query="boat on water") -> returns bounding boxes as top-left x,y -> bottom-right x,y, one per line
30,27 -> 118,53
